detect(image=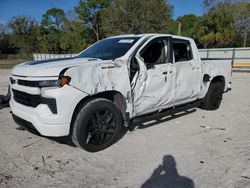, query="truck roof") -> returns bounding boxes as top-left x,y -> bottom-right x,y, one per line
109,33 -> 193,41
